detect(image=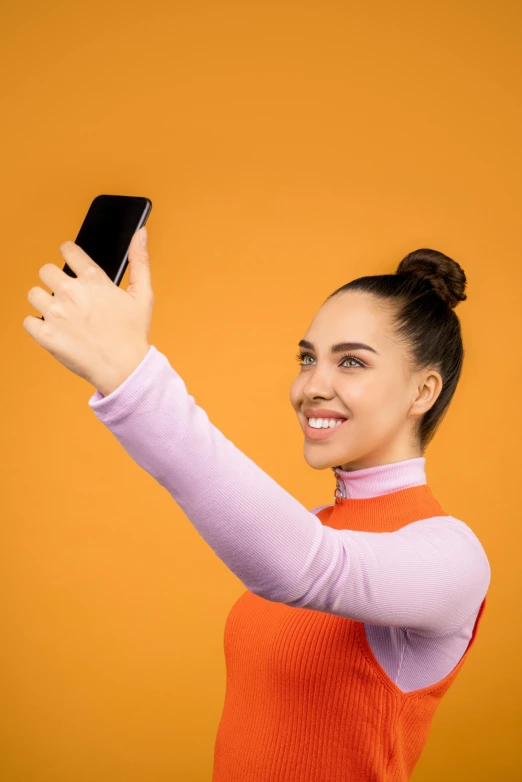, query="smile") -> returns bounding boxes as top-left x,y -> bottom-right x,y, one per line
304,418 -> 349,440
